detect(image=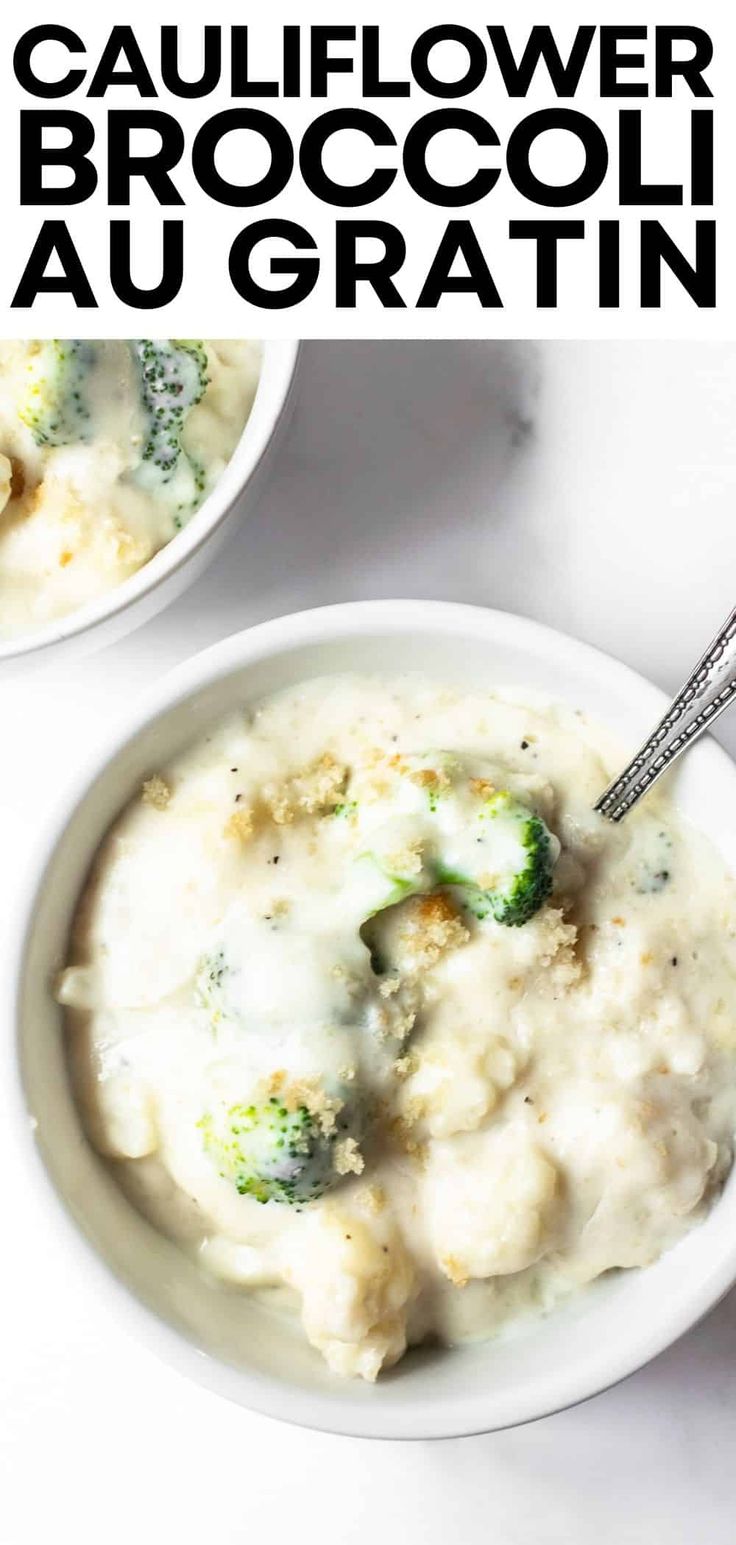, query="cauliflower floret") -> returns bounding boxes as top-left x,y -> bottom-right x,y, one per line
281,1207 -> 415,1381
425,1124 -> 557,1283
550,1086 -> 718,1280
399,1033 -> 521,1139
91,1072 -> 158,1159
0,468 -> 152,601
494,904 -> 580,994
